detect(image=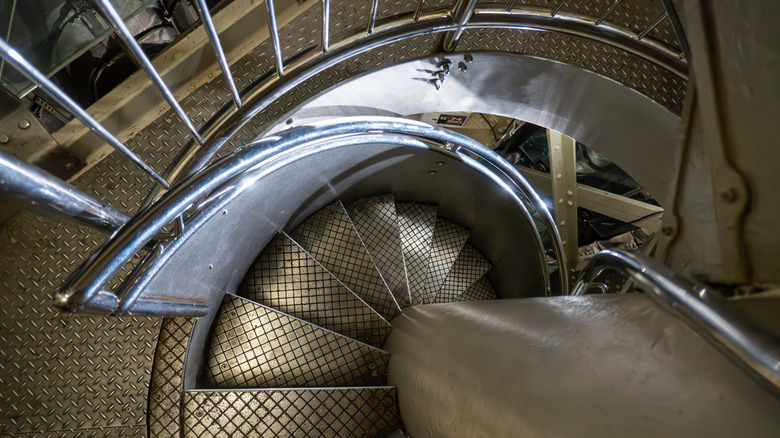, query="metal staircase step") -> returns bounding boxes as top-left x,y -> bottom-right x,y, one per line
183,387 -> 401,437
458,276 -> 498,302
289,201 -> 400,319
205,295 -> 389,389
242,233 -> 391,347
434,244 -> 493,303
423,218 -> 469,304
395,202 -> 438,306
345,194 -> 411,309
